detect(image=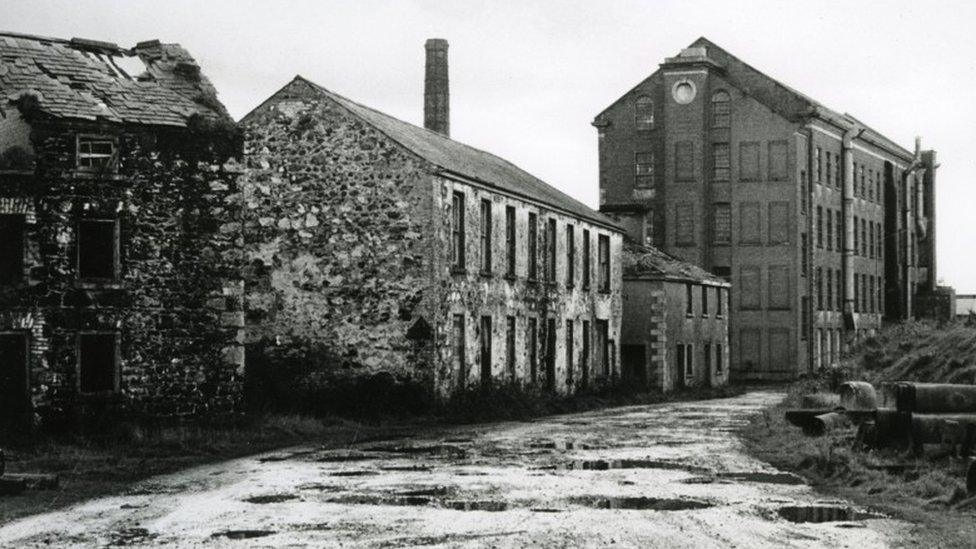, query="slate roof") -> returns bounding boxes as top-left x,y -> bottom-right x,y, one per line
623,242 -> 728,286
595,37 -> 914,161
291,76 -> 622,231
0,31 -> 227,127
